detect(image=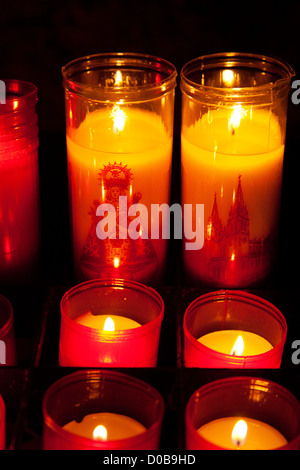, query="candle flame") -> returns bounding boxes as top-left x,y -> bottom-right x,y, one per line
231,252 -> 235,261
231,419 -> 248,448
93,424 -> 108,441
230,335 -> 244,356
111,104 -> 126,134
114,70 -> 123,86
113,257 -> 120,268
222,69 -> 235,86
103,317 -> 115,332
